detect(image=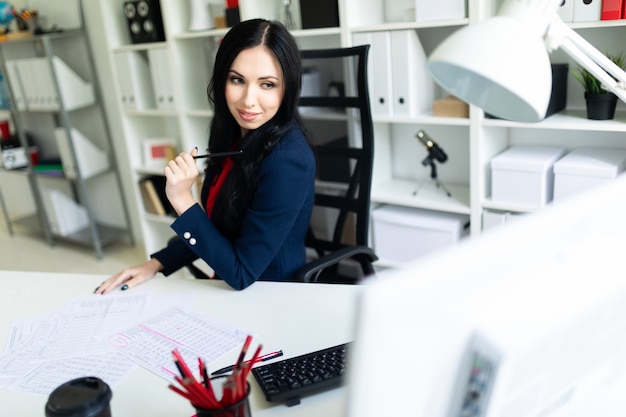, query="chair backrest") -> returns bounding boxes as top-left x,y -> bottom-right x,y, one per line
299,46 -> 374,265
